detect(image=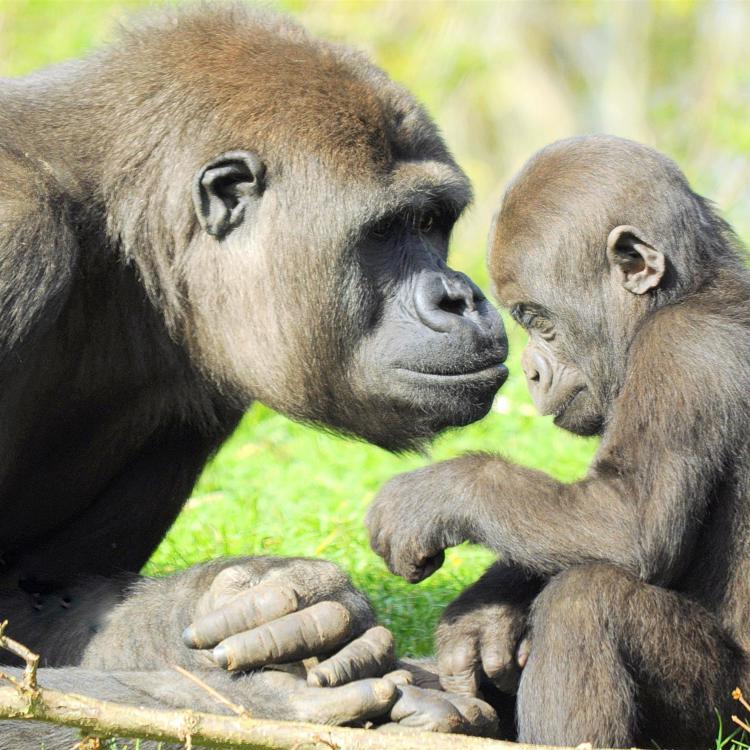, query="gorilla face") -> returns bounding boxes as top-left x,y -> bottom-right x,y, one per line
345,197 -> 508,449
124,10 -> 510,451
184,146 -> 507,451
